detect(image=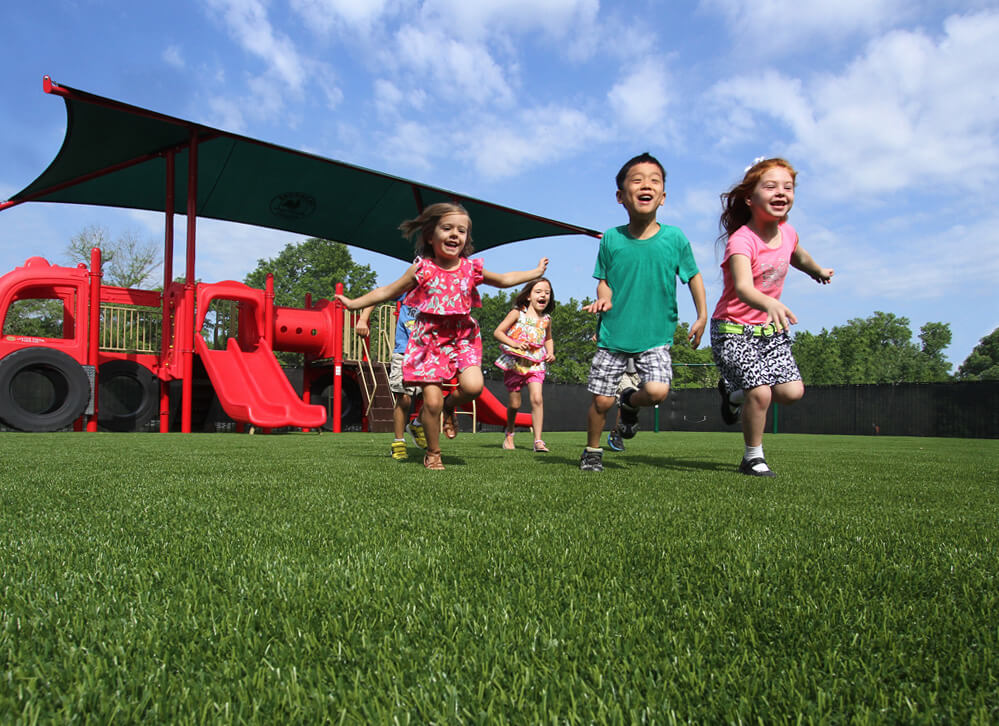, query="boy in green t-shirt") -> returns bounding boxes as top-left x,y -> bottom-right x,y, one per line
580,152 -> 707,472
